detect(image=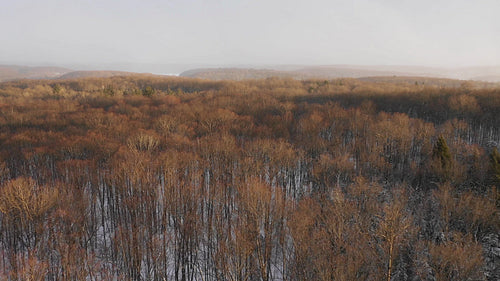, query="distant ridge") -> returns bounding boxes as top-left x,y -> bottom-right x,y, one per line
180,68 -> 294,80
2,64 -> 500,83
0,65 -> 72,82
180,65 -> 500,82
470,75 -> 500,83
179,66 -> 437,80
356,76 -> 499,88
0,65 -> 160,82
57,70 -> 138,79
